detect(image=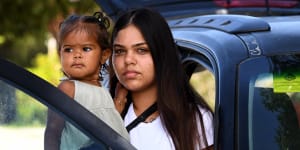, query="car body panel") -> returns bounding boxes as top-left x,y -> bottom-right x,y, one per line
169,13 -> 300,149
